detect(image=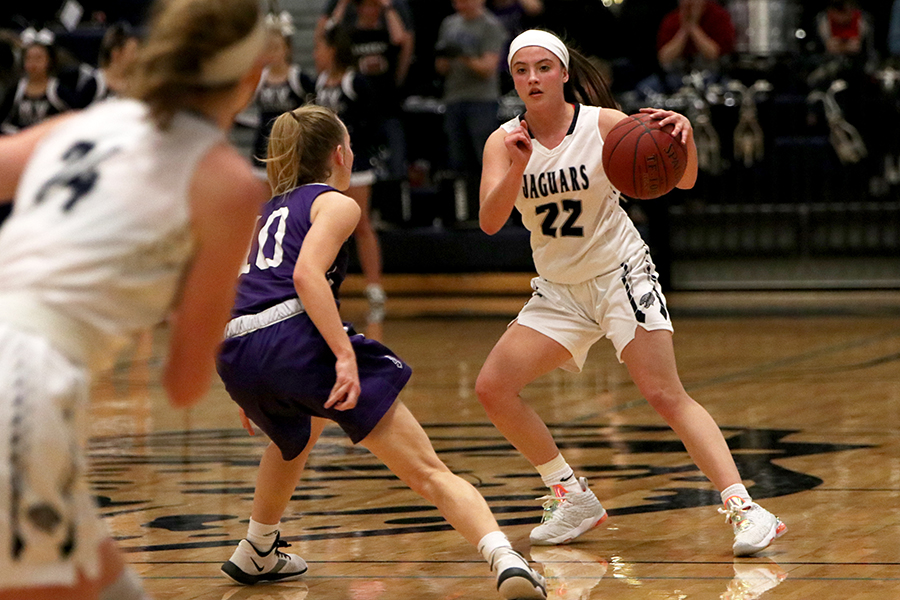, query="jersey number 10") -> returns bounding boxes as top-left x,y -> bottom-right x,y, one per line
241,206 -> 289,274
